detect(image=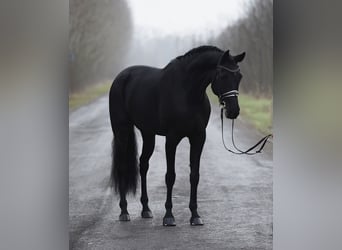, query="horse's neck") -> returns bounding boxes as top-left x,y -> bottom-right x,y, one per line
185,52 -> 222,100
